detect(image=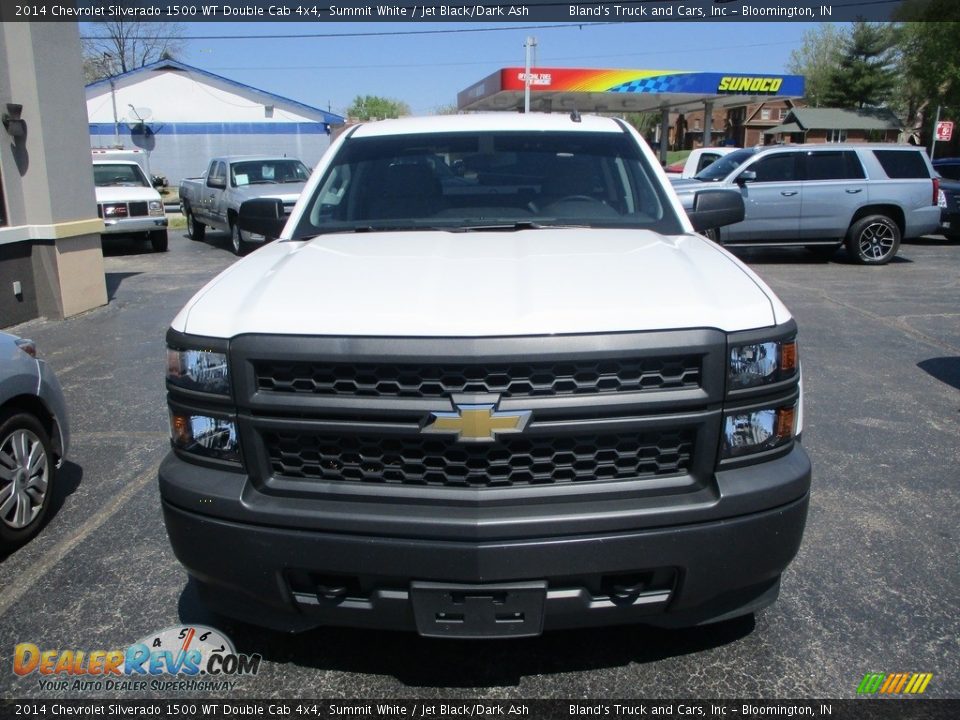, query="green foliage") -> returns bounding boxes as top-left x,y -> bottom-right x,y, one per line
897,21 -> 960,111
347,95 -> 411,121
787,24 -> 846,107
822,22 -> 897,109
616,112 -> 662,133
